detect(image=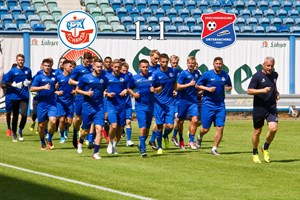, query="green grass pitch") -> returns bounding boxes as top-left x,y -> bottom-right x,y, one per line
0,119 -> 299,200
